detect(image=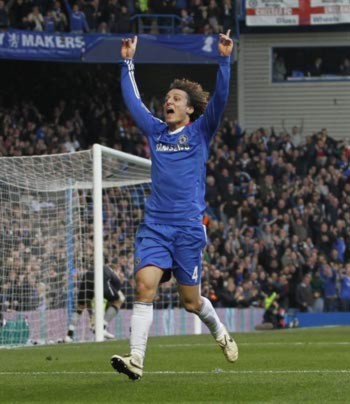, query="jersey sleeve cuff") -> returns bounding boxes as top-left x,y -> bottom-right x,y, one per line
121,59 -> 135,70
